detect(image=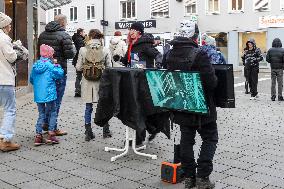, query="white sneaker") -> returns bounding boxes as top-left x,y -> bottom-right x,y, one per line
250,96 -> 256,100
